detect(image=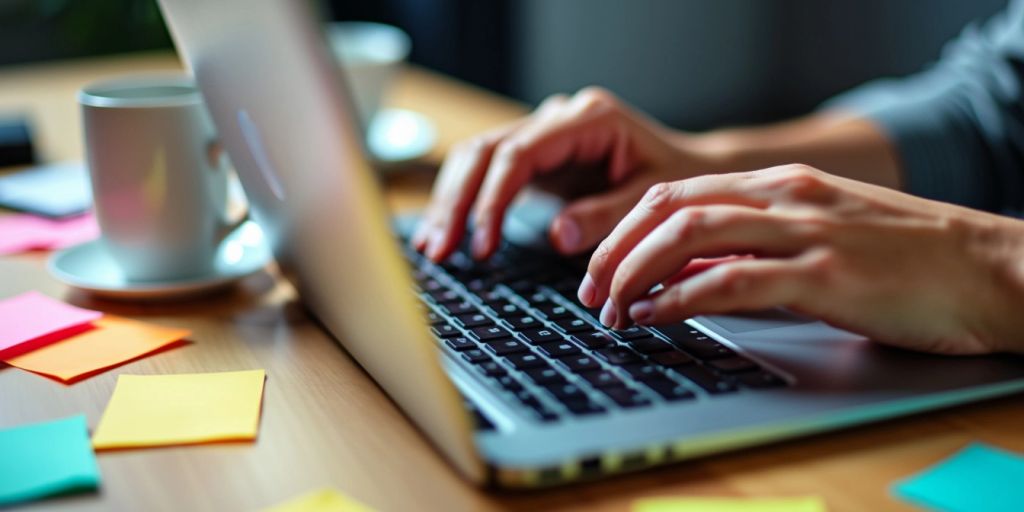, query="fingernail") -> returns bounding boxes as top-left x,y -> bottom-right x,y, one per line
471,226 -> 489,259
599,298 -> 617,328
629,300 -> 654,324
426,229 -> 445,261
577,273 -> 596,306
555,216 -> 581,253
